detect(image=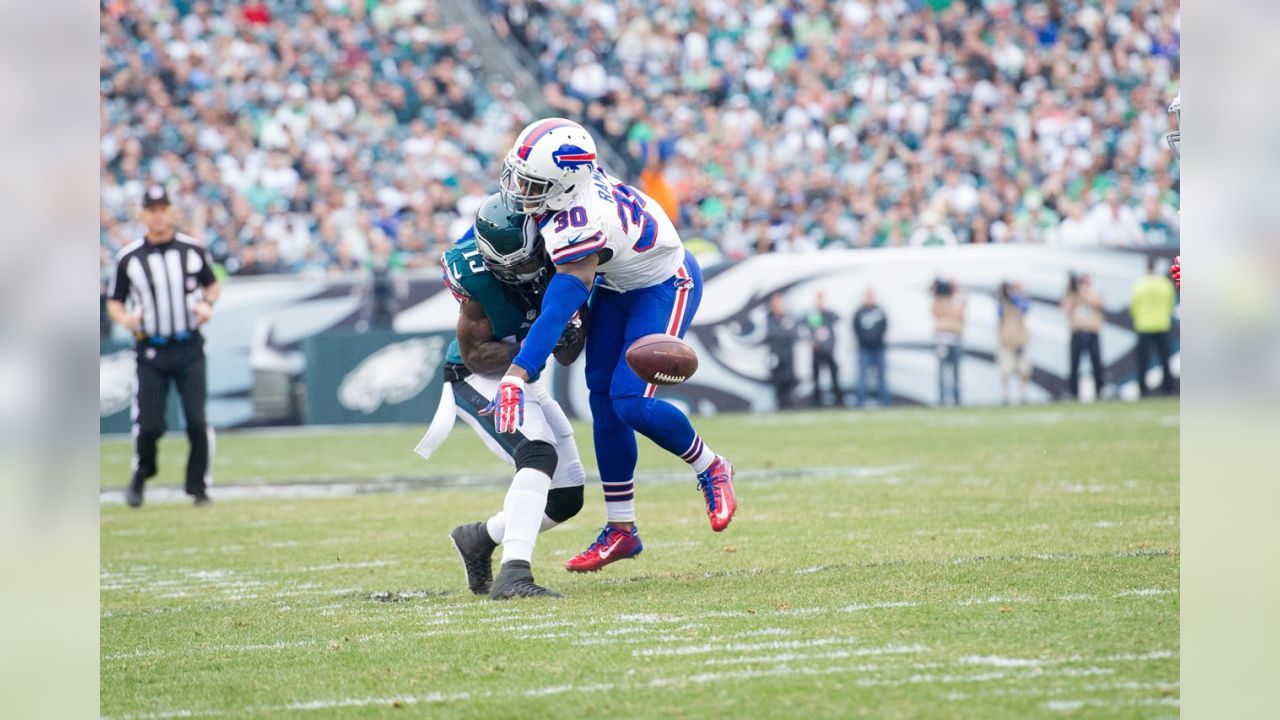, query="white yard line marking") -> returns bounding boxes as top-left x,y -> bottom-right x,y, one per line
956,650 -> 1177,670
857,666 -> 1117,689
947,680 -> 1180,710
284,691 -> 473,711
736,627 -> 795,637
634,637 -> 890,658
1044,697 -> 1179,711
842,600 -> 918,612
957,595 -> 1032,606
1115,588 -> 1177,597
960,655 -> 1044,668
702,645 -> 927,666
